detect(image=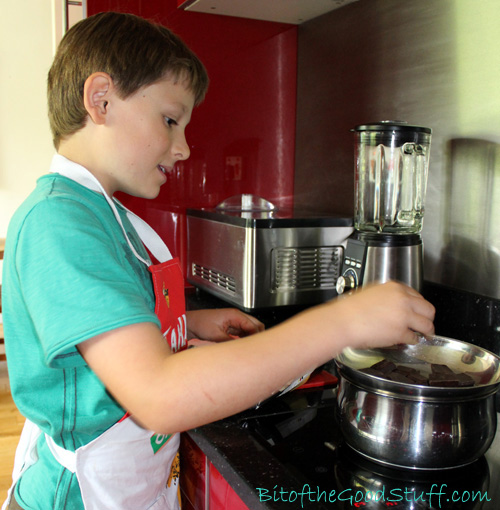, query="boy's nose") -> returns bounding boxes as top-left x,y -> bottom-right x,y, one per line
172,132 -> 190,161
